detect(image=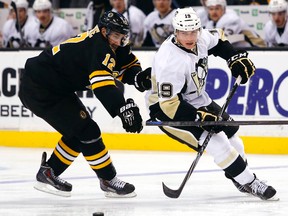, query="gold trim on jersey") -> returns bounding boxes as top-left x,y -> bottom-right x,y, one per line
121,57 -> 140,69
91,80 -> 116,89
162,126 -> 198,148
89,70 -> 116,90
160,95 -> 180,119
89,70 -> 111,78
